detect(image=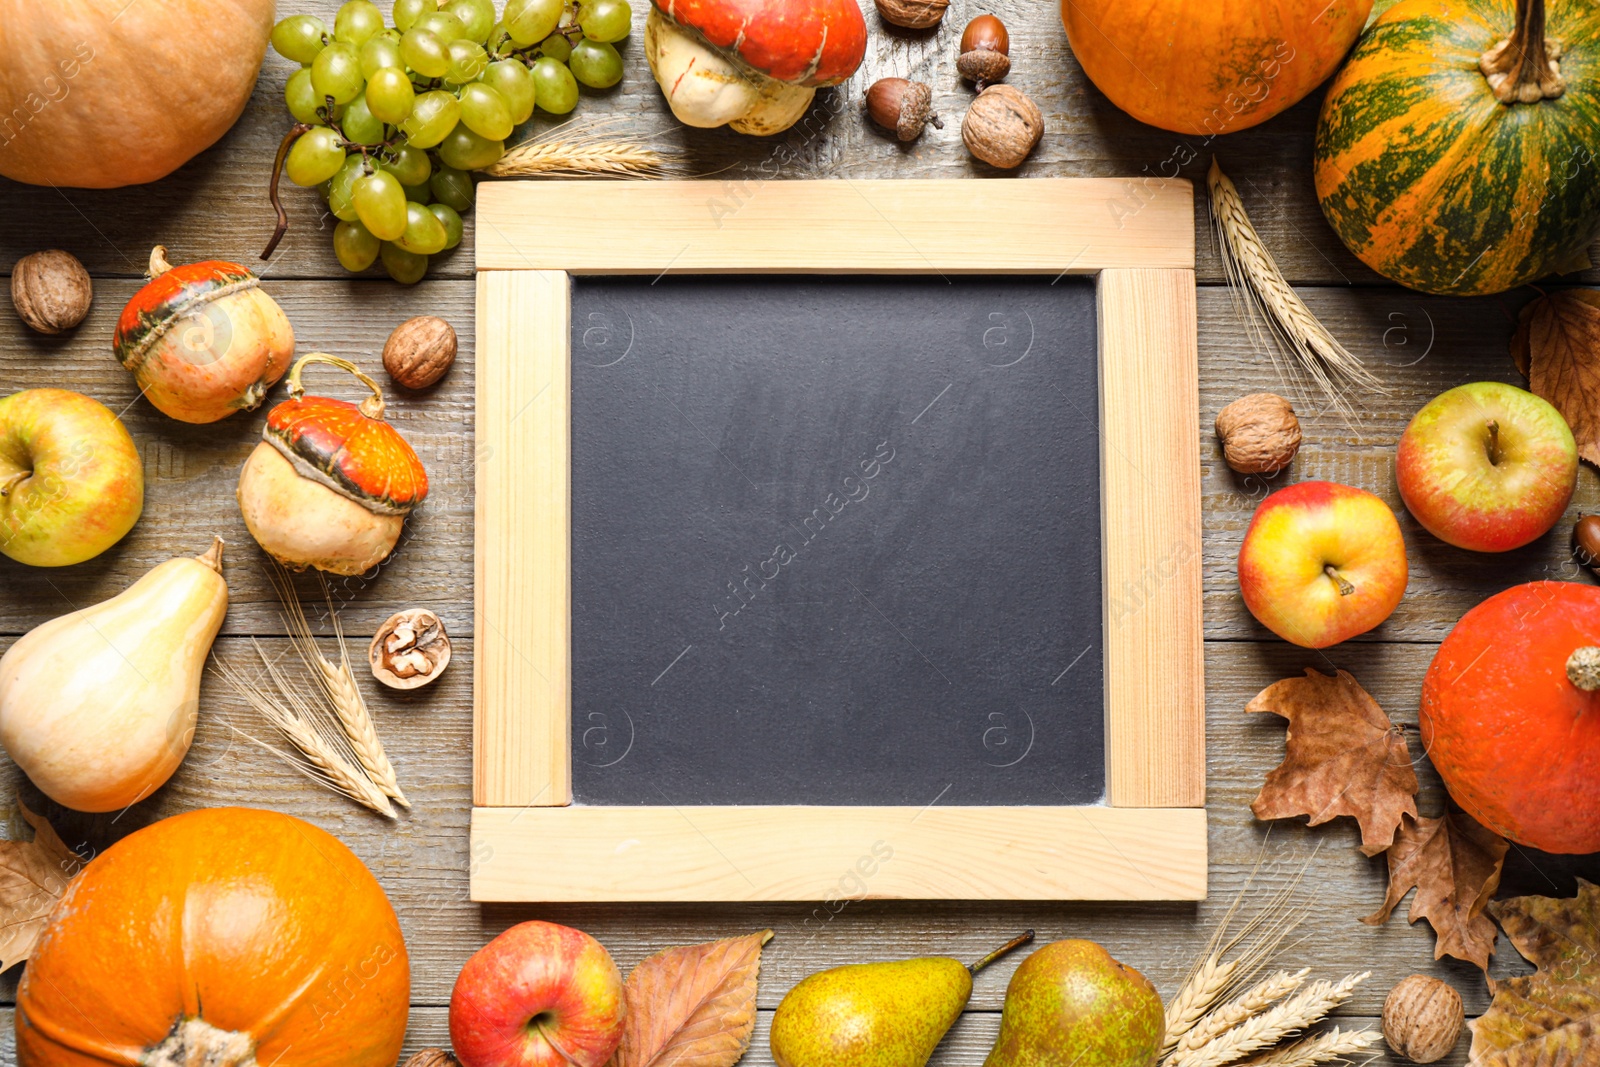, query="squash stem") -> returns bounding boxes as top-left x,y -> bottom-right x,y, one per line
1480,0 -> 1565,104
